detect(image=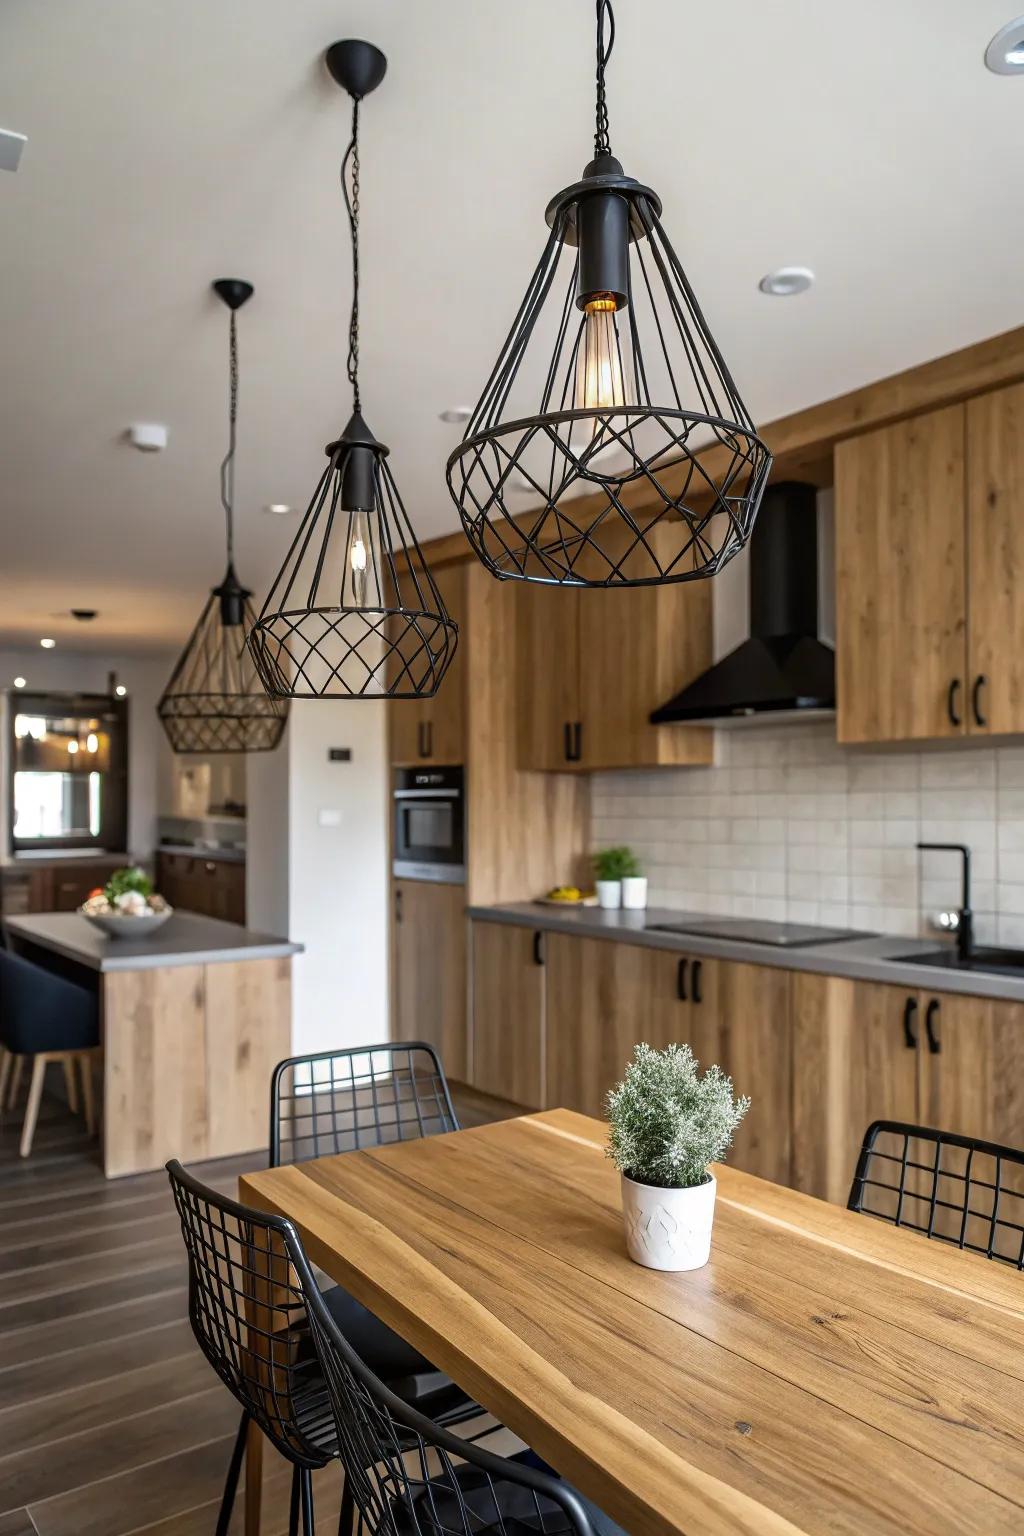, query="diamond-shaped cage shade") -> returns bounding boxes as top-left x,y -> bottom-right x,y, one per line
158,589 -> 288,754
446,188 -> 772,587
248,443 -> 458,700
